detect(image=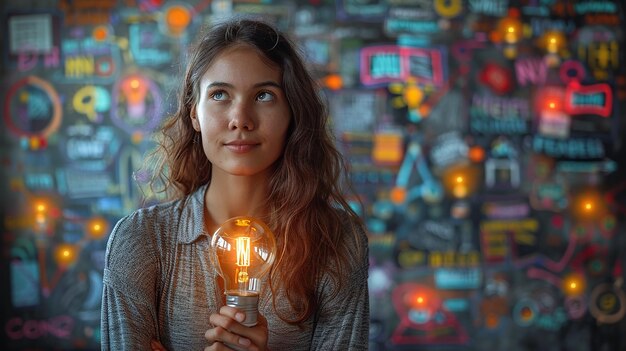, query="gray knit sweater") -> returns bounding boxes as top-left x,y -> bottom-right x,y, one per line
101,184 -> 370,350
